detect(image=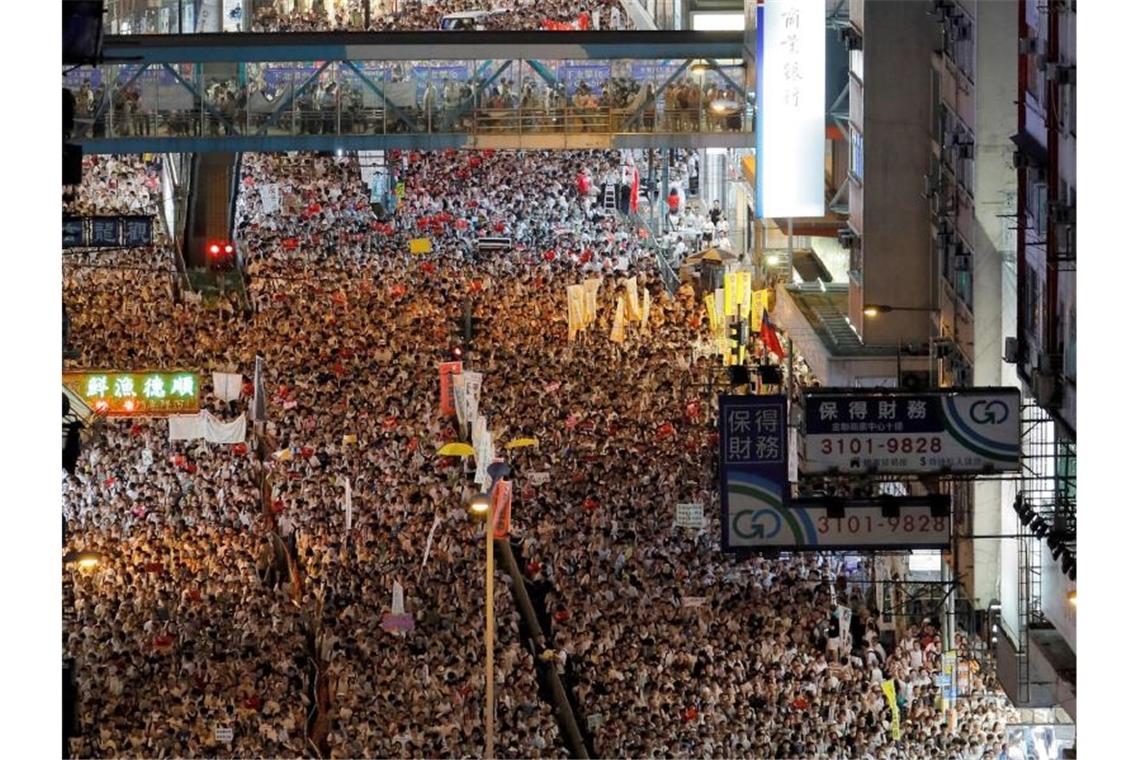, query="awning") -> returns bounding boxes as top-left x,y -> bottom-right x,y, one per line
1010,129 -> 1048,168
